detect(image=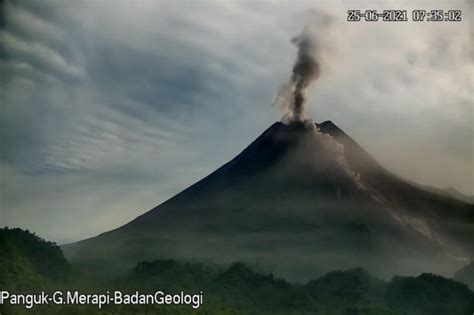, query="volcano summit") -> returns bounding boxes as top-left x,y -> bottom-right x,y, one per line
64,121 -> 473,281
